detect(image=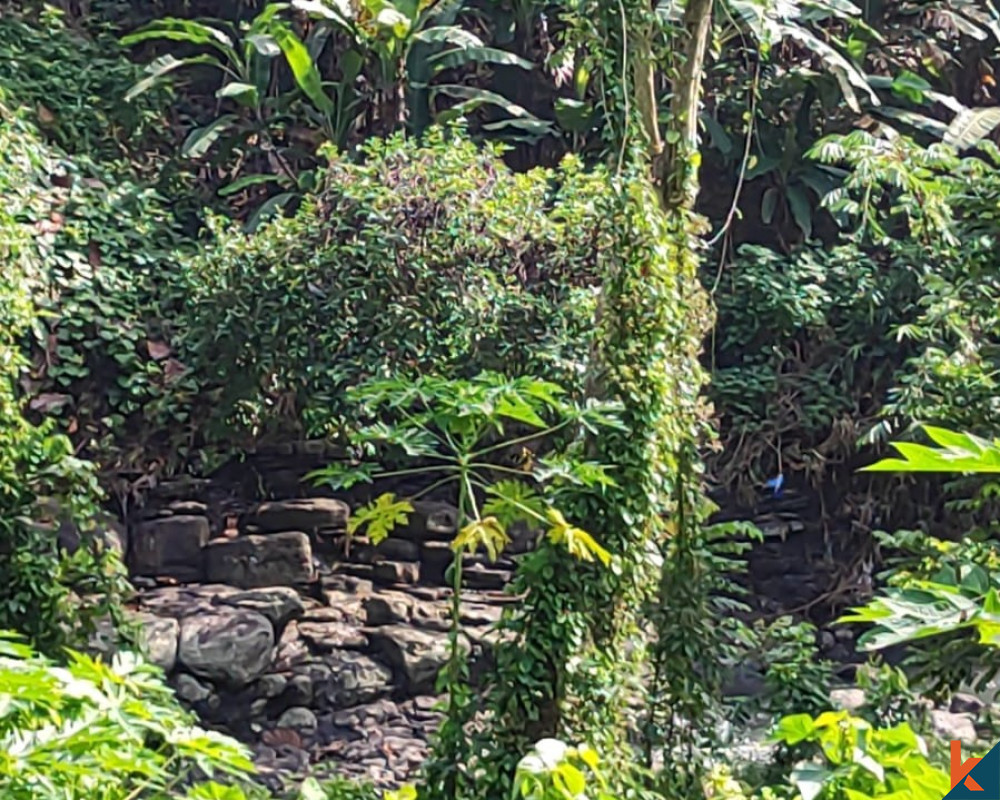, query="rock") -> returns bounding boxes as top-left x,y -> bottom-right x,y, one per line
204,532 -> 314,589
320,650 -> 394,708
174,673 -> 213,703
255,674 -> 289,699
299,620 -> 368,651
951,693 -> 986,715
168,501 -> 208,515
931,709 -> 978,744
135,613 -> 179,672
419,542 -> 453,583
364,592 -> 415,626
217,587 -> 305,632
178,610 -> 275,686
723,664 -> 766,697
277,707 -> 318,733
283,673 -> 314,706
138,584 -> 238,618
323,574 -> 374,595
459,601 -> 502,627
395,502 -> 458,542
375,539 -> 421,561
373,561 -> 421,586
829,688 -> 866,712
369,625 -> 452,695
129,516 -> 210,582
243,498 -> 349,534
461,563 -> 509,591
